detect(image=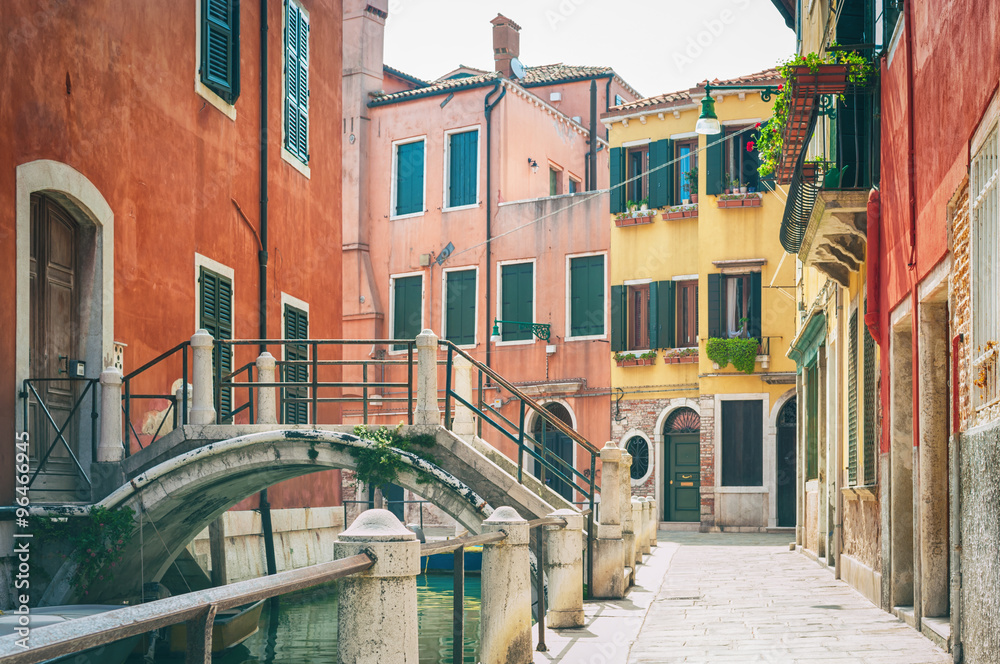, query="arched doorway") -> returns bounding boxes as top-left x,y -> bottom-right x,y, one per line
27,193 -> 86,498
663,407 -> 700,522
531,403 -> 575,501
776,397 -> 797,527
